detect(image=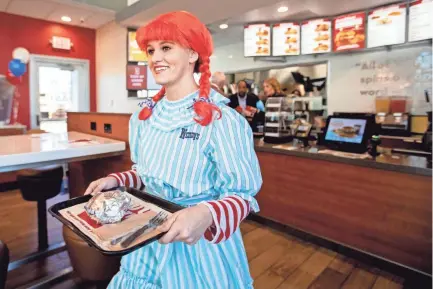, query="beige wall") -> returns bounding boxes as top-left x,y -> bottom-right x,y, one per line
96,21 -> 141,113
